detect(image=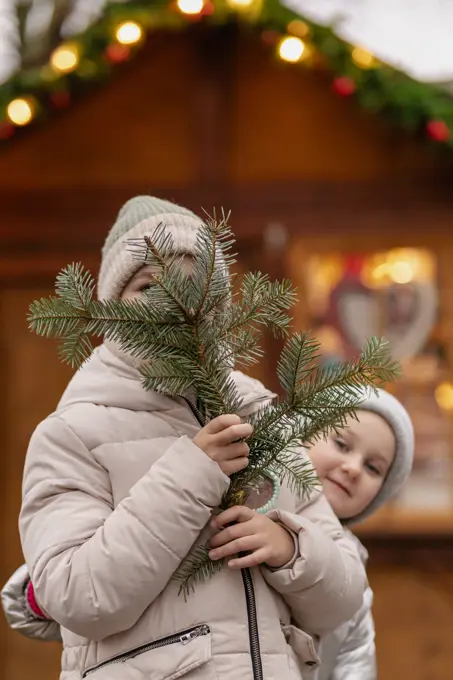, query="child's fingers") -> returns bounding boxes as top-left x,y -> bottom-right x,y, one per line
209,534 -> 262,562
222,457 -> 249,476
223,442 -> 250,460
210,519 -> 253,549
213,505 -> 255,529
213,423 -> 253,446
227,548 -> 269,570
204,415 -> 242,434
